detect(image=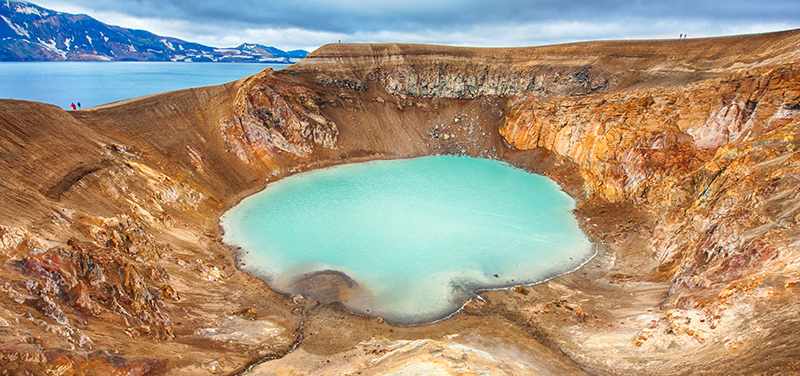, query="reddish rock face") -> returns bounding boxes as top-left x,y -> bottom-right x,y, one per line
499,65 -> 800,361
1,30 -> 800,375
501,68 -> 800,202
